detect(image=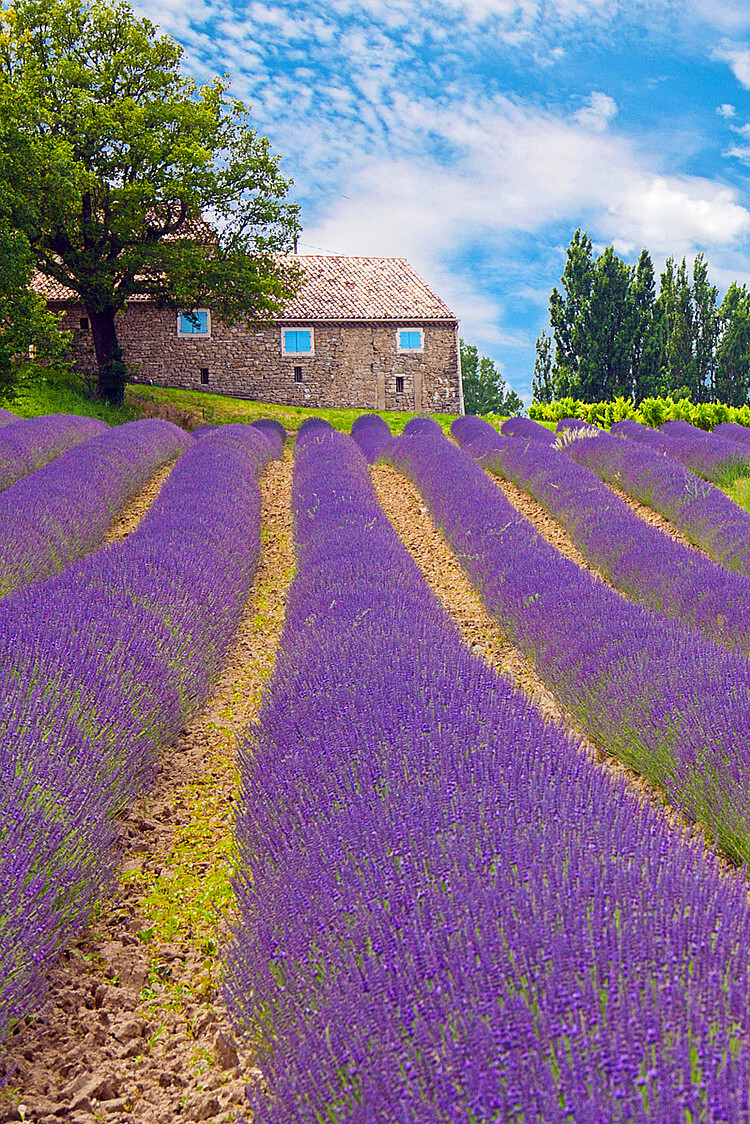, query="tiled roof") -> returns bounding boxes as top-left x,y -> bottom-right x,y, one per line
277,256 -> 455,321
33,254 -> 456,321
